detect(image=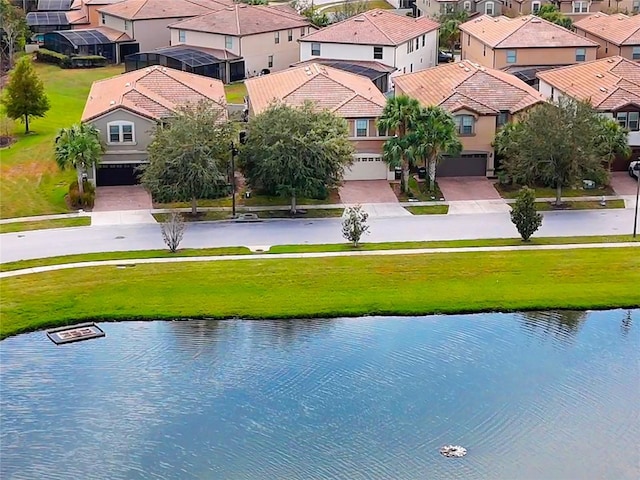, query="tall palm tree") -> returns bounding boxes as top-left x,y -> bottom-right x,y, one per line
378,95 -> 421,193
54,123 -> 104,195
594,116 -> 630,172
408,106 -> 462,192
